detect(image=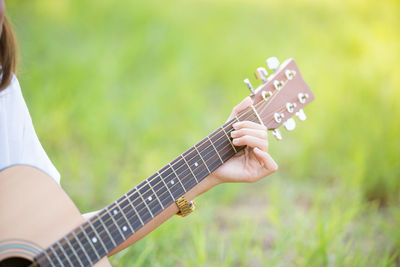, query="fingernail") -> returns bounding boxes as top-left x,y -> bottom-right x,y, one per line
232,138 -> 239,145
231,131 -> 237,138
232,122 -> 239,129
